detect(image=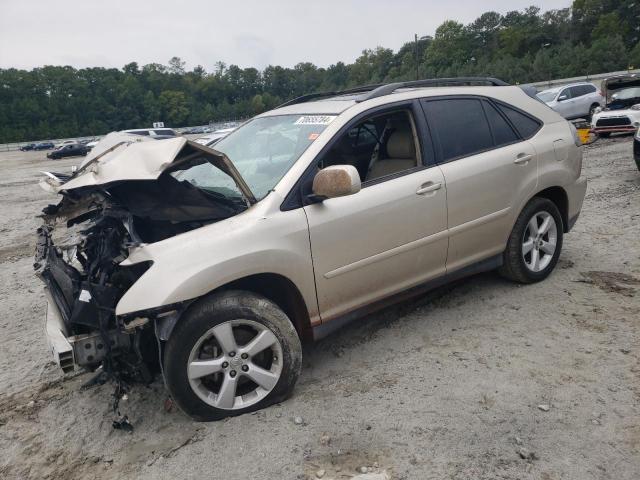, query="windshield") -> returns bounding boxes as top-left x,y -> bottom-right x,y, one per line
537,91 -> 558,103
613,87 -> 640,100
212,115 -> 336,199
